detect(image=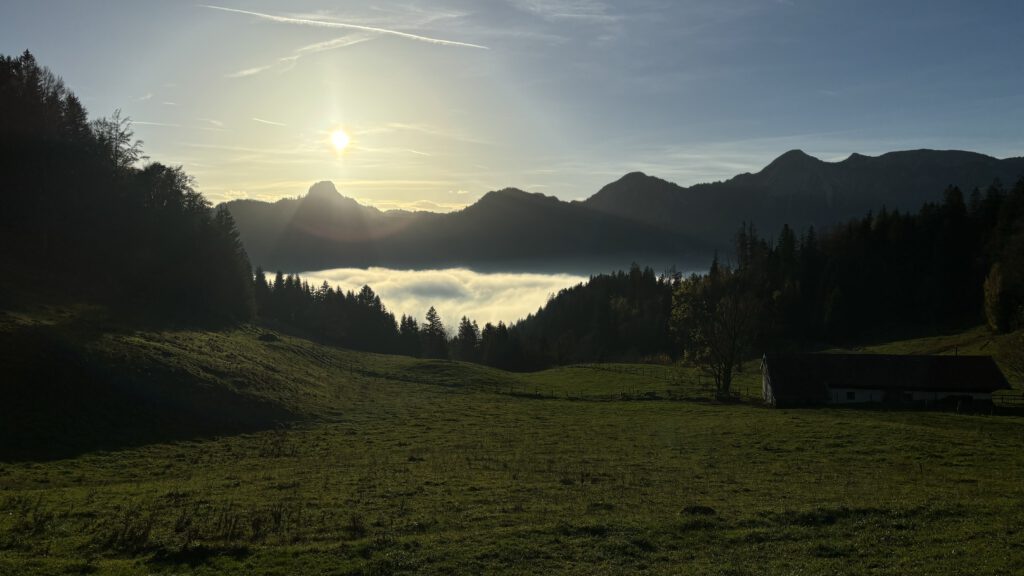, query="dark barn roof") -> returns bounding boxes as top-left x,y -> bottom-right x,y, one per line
762,353 -> 1011,403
